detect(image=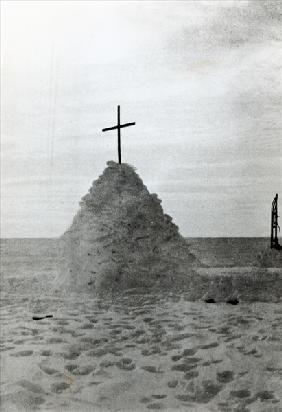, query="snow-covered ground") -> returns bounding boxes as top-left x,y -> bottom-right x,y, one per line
0,238 -> 281,411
